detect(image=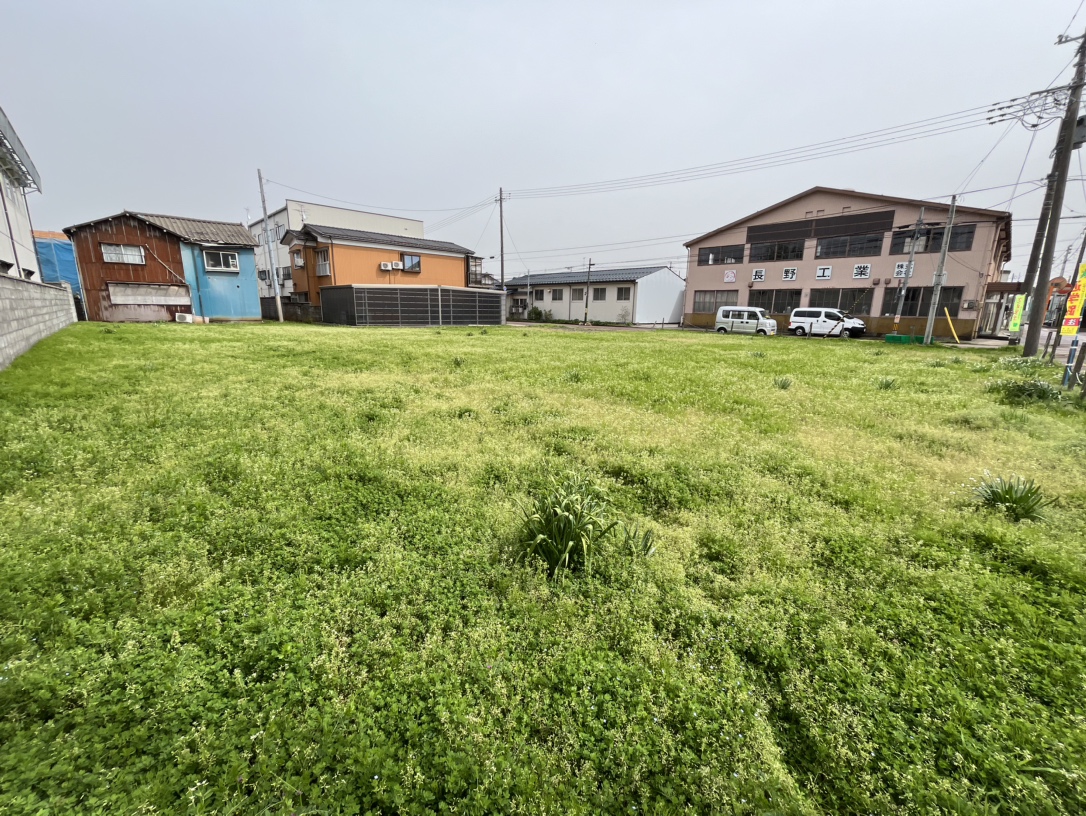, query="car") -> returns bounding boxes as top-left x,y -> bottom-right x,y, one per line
788,308 -> 866,338
714,306 -> 777,336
